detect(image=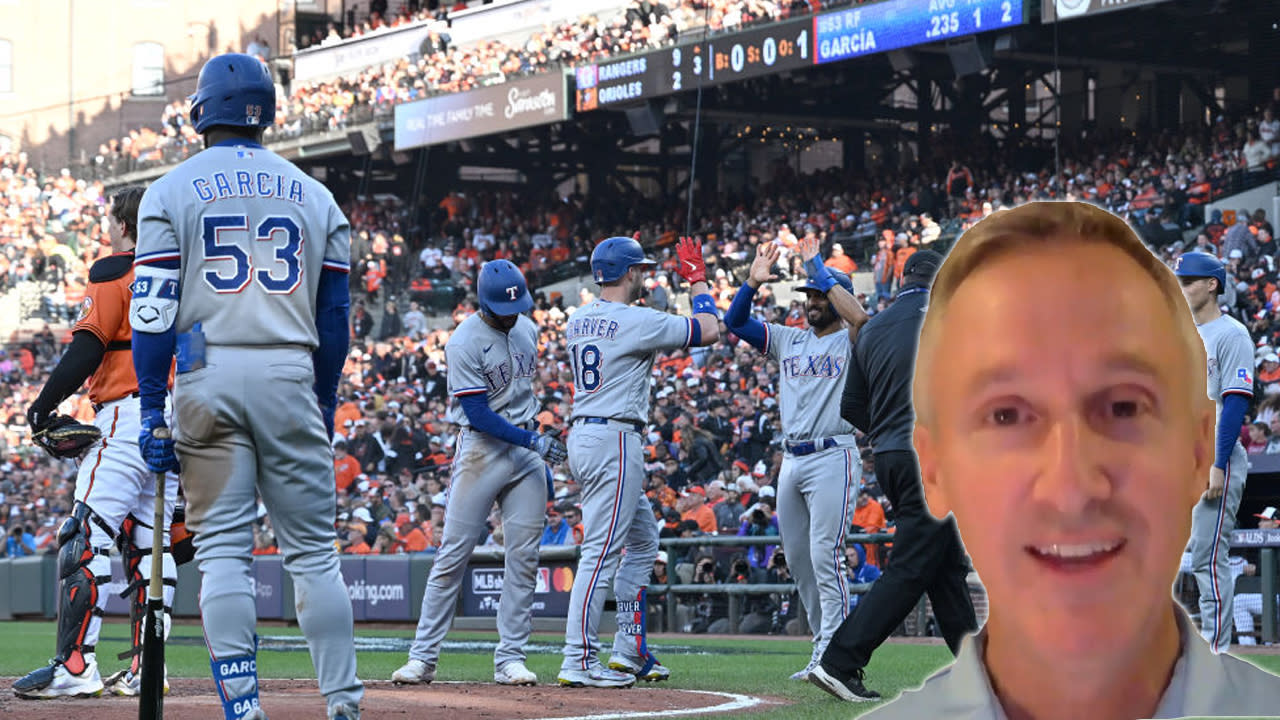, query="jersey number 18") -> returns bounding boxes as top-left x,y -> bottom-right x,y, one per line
571,343 -> 603,392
